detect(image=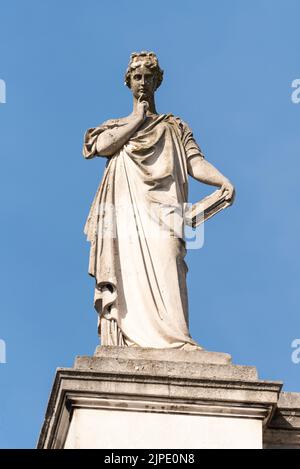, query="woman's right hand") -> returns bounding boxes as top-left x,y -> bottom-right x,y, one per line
135,98 -> 149,121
